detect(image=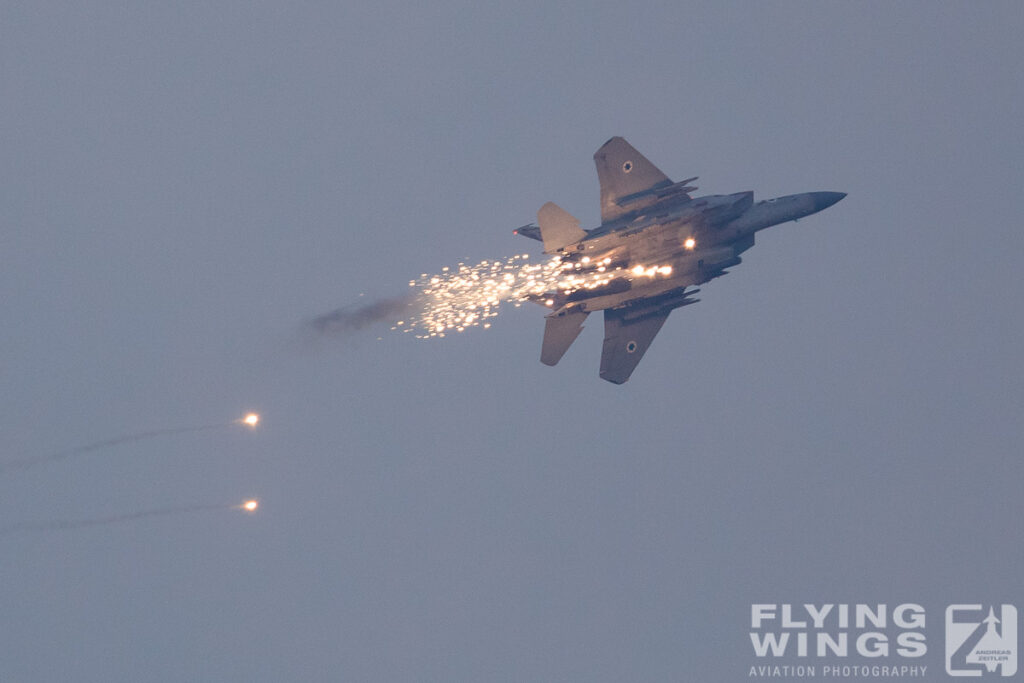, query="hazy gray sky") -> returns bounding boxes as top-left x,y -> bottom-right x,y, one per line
2,2 -> 1022,681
